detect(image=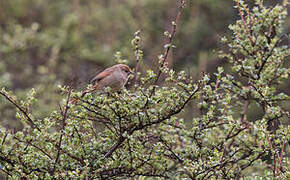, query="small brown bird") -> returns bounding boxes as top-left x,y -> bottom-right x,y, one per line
80,64 -> 133,97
